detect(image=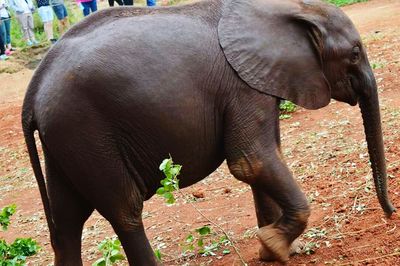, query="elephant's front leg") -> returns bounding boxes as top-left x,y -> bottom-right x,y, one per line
224,96 -> 310,263
251,183 -> 306,261
229,153 -> 310,262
